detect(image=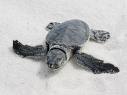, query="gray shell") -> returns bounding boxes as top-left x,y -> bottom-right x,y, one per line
46,19 -> 90,47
